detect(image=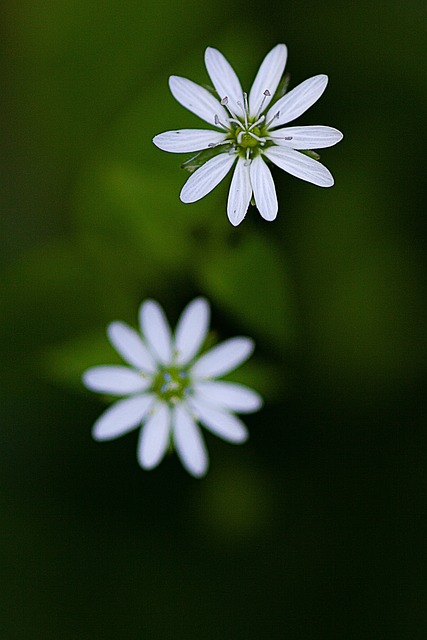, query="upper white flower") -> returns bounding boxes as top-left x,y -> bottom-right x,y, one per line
153,44 -> 343,226
82,298 -> 262,478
